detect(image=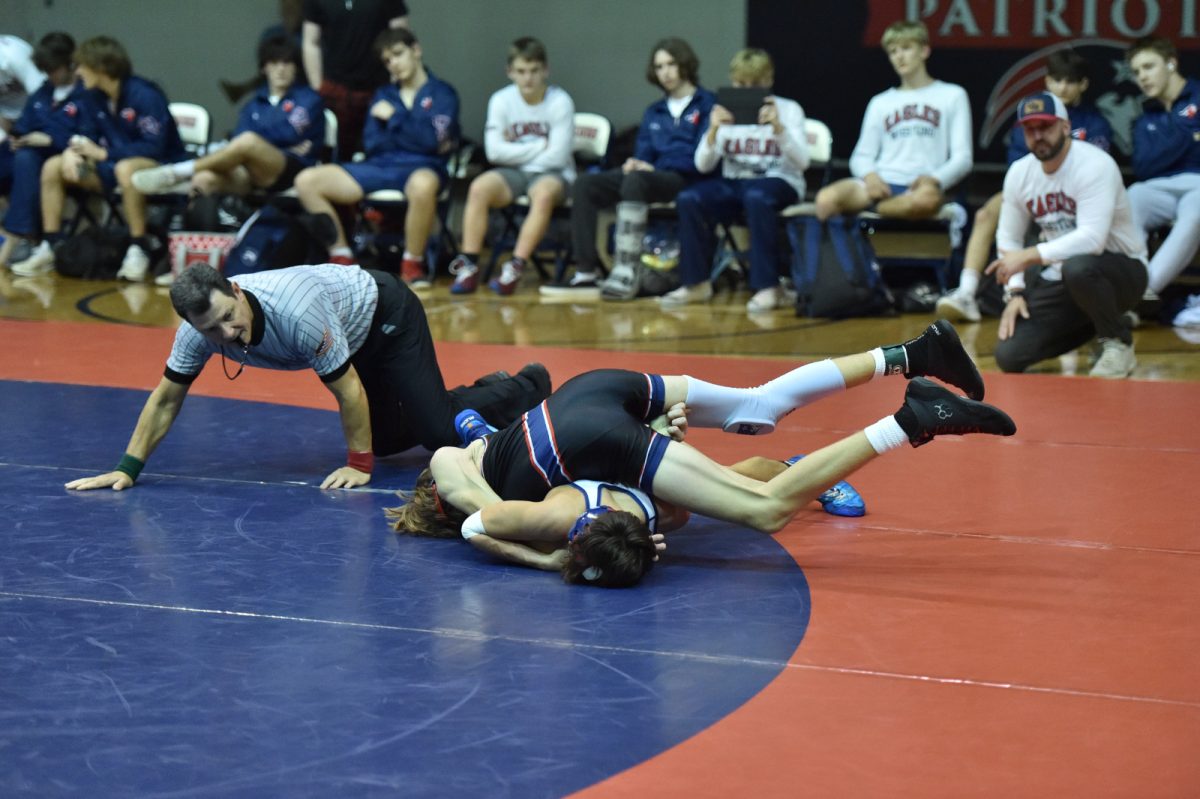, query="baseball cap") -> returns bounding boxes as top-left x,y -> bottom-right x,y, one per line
1017,91 -> 1069,124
